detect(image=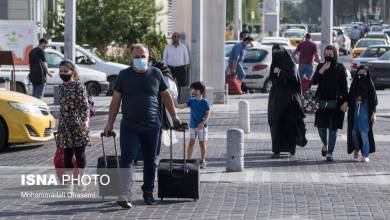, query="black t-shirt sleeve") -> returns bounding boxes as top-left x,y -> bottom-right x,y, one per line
158,71 -> 169,92
113,71 -> 124,93
38,48 -> 46,62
